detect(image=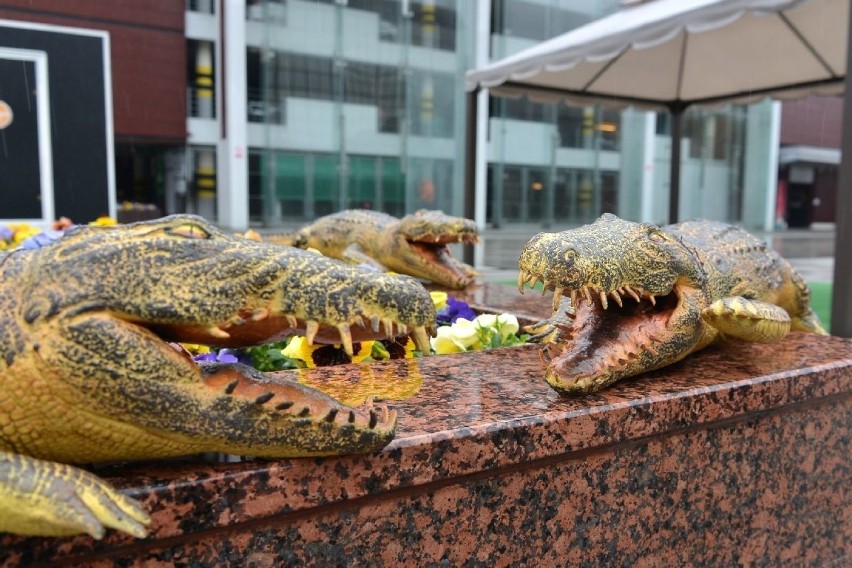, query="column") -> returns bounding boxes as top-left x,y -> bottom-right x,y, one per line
215,0 -> 249,231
